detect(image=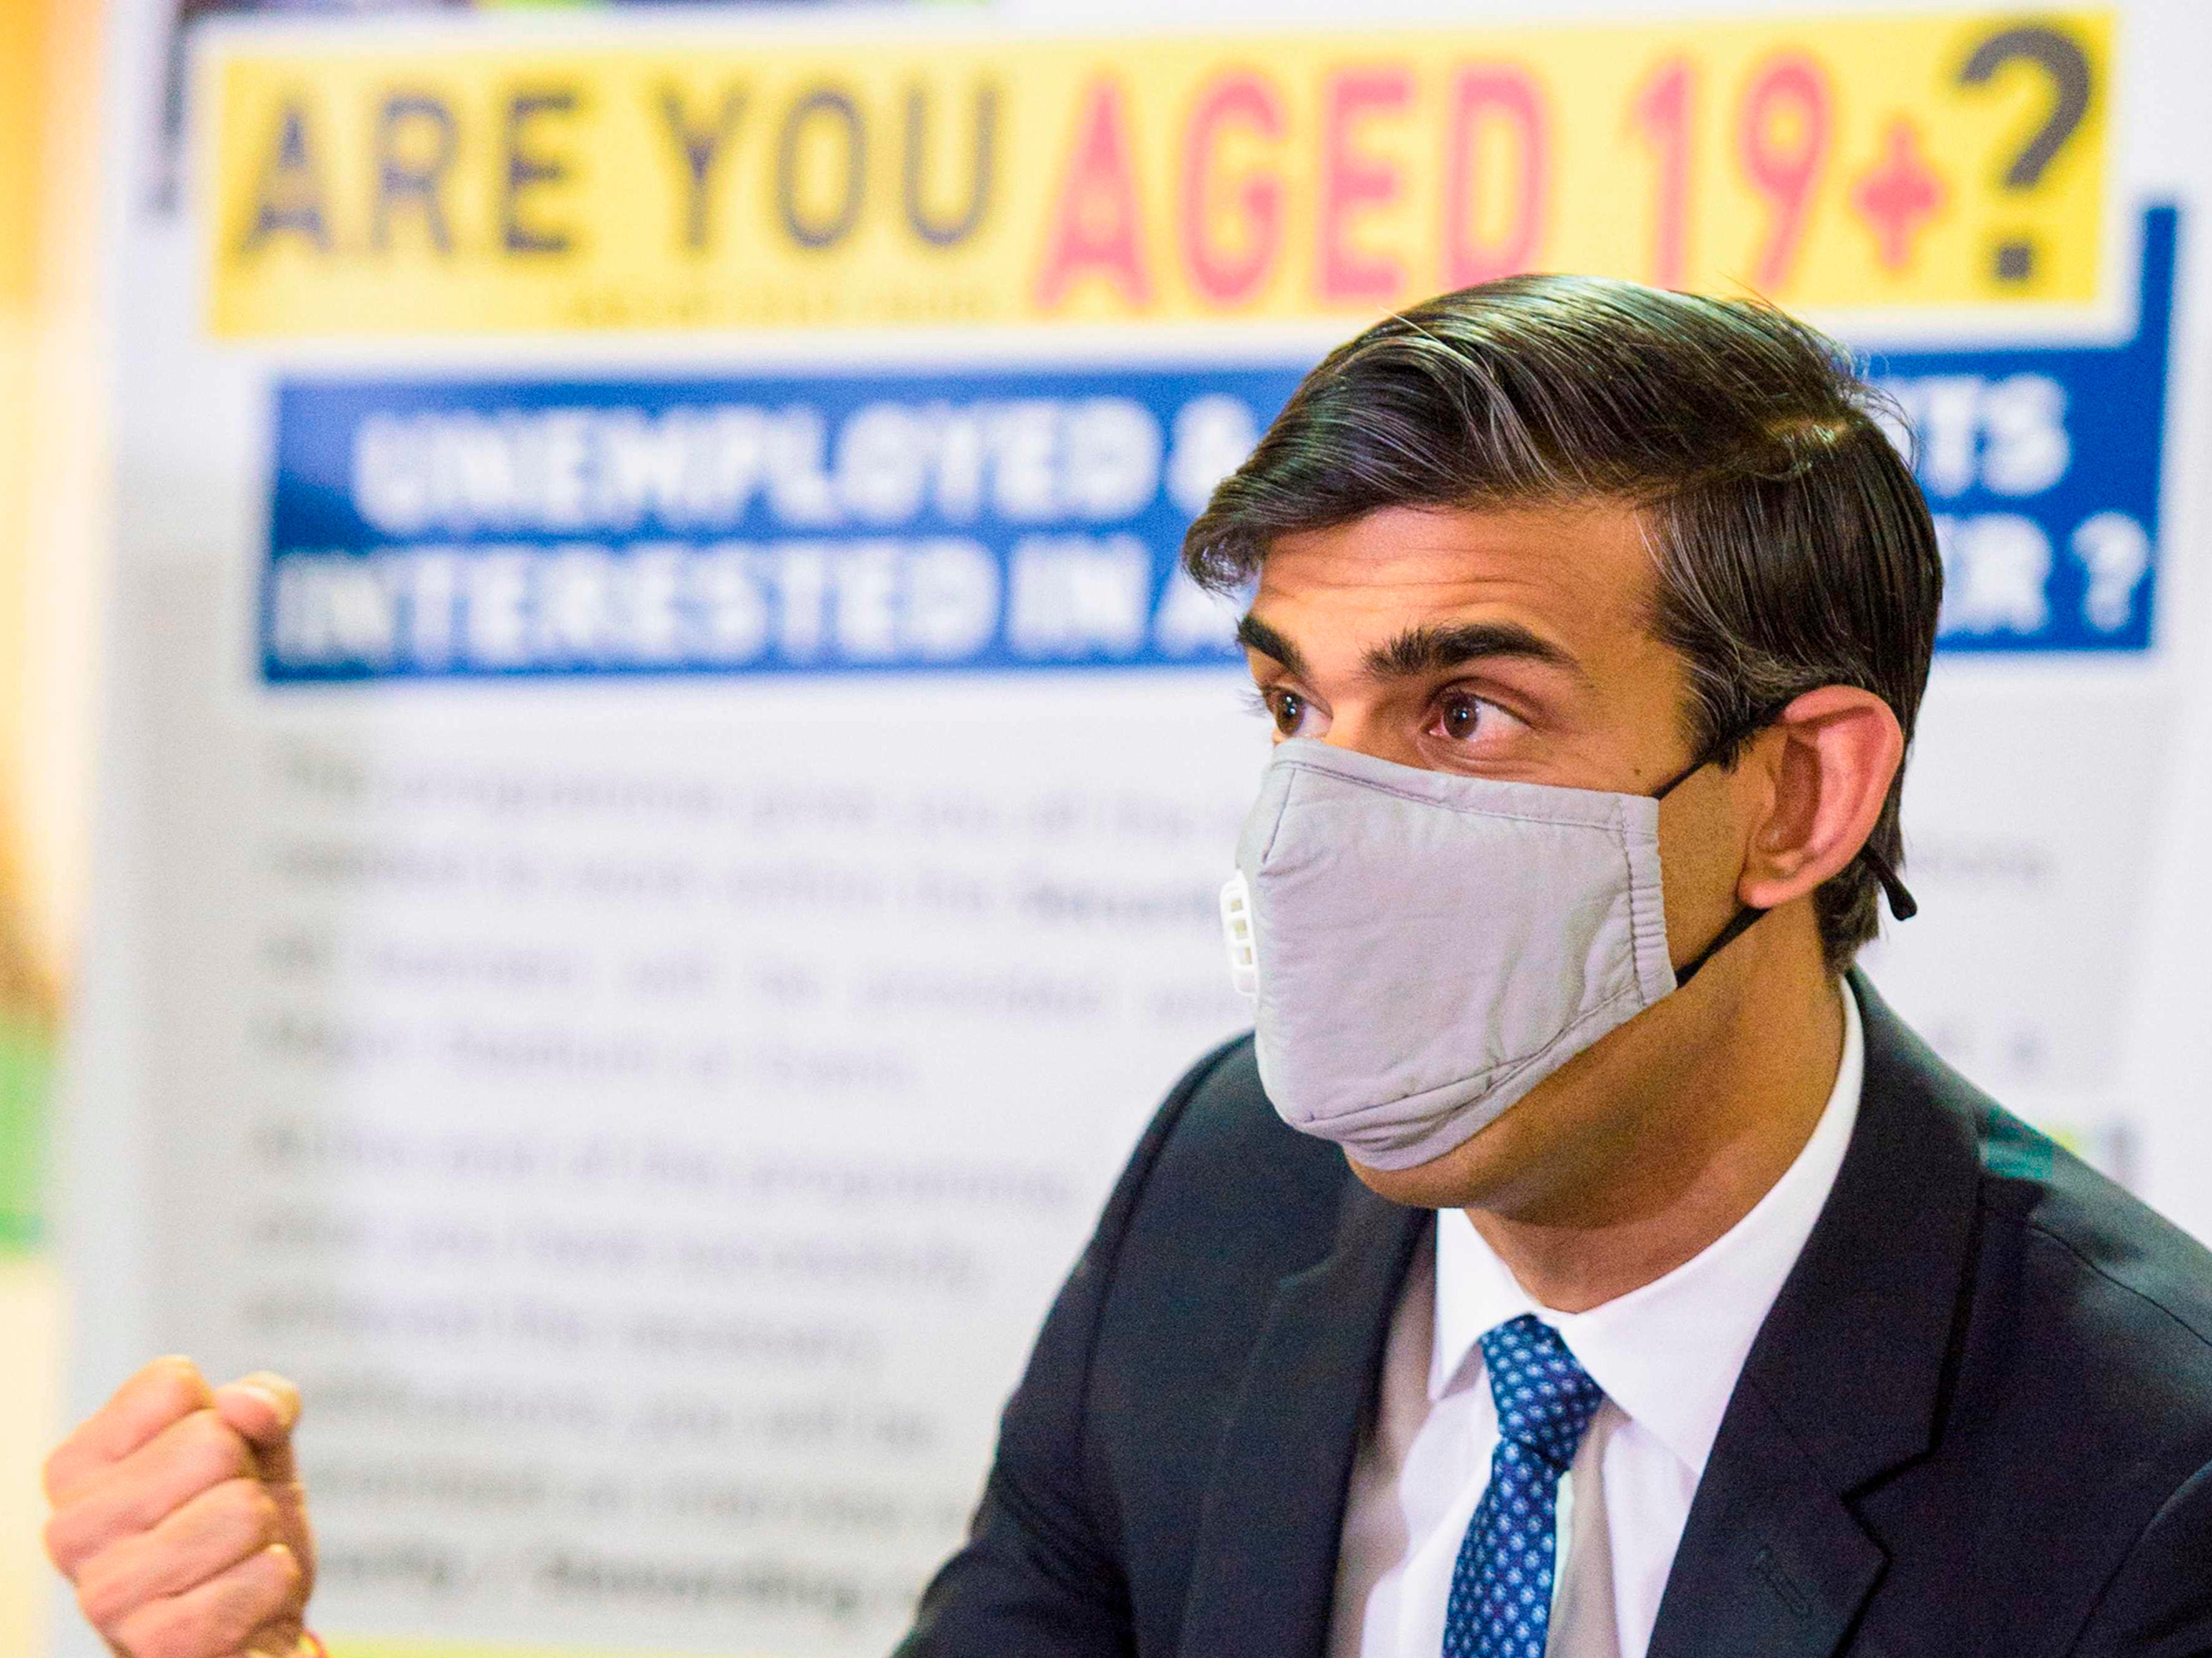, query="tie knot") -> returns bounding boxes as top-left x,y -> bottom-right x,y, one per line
1477,1313 -> 1605,1470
